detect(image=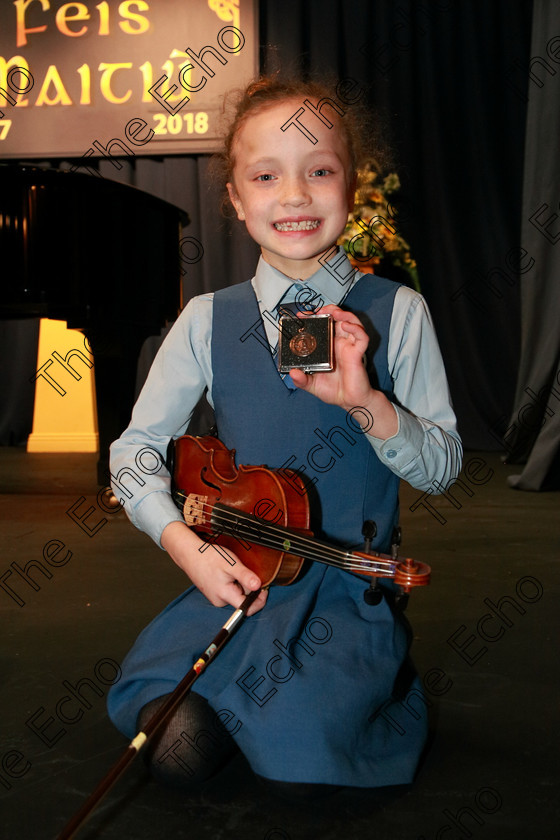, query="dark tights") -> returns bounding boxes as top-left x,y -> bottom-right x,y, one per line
137,692 -> 341,800
137,691 -> 237,789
